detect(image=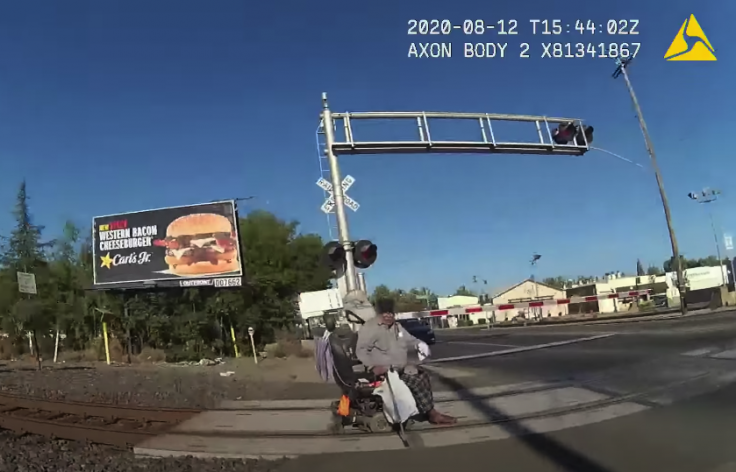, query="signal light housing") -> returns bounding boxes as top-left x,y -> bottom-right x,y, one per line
552,122 -> 577,145
323,241 -> 346,271
353,240 -> 377,269
552,122 -> 593,146
575,125 -> 594,146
